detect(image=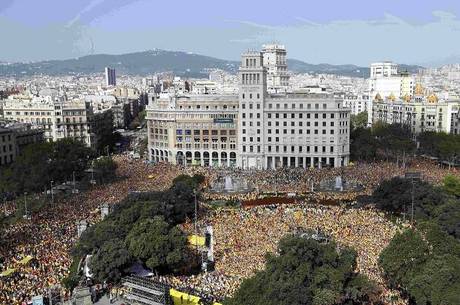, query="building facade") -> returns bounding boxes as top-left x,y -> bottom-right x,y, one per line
343,94 -> 370,115
146,48 -> 350,169
368,62 -> 415,125
0,123 -> 44,166
105,67 -> 116,87
372,94 -> 460,134
0,128 -> 15,166
2,100 -> 95,147
147,94 -> 239,166
262,44 -> 290,93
